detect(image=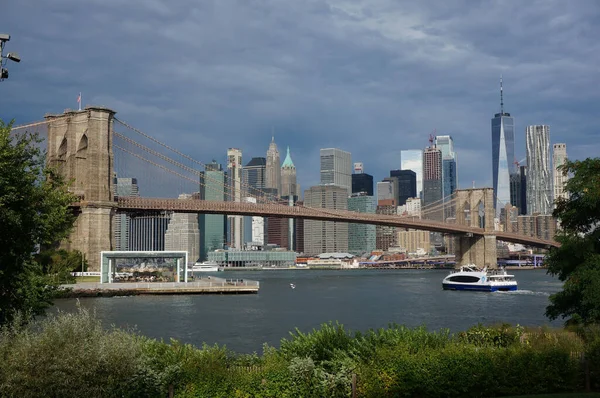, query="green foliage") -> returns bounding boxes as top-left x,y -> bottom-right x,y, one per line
36,249 -> 86,284
0,119 -> 77,326
279,321 -> 354,364
457,323 -> 524,348
0,307 -> 163,398
0,312 -> 595,397
546,158 -> 600,325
